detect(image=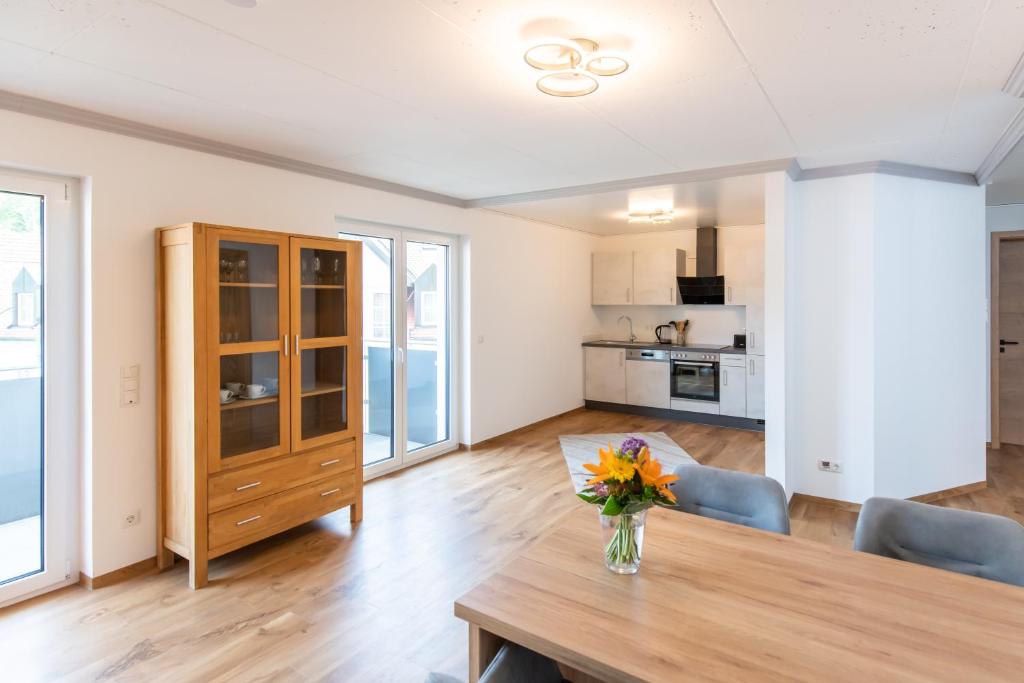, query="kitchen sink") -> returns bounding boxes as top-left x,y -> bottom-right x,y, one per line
590,340 -> 658,347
